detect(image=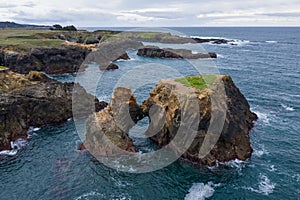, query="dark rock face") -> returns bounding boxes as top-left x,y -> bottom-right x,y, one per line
137,46 -> 217,59
0,46 -> 91,74
105,63 -> 119,70
0,71 -> 106,150
112,52 -> 130,62
192,38 -> 234,45
141,76 -> 257,166
82,87 -> 142,156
